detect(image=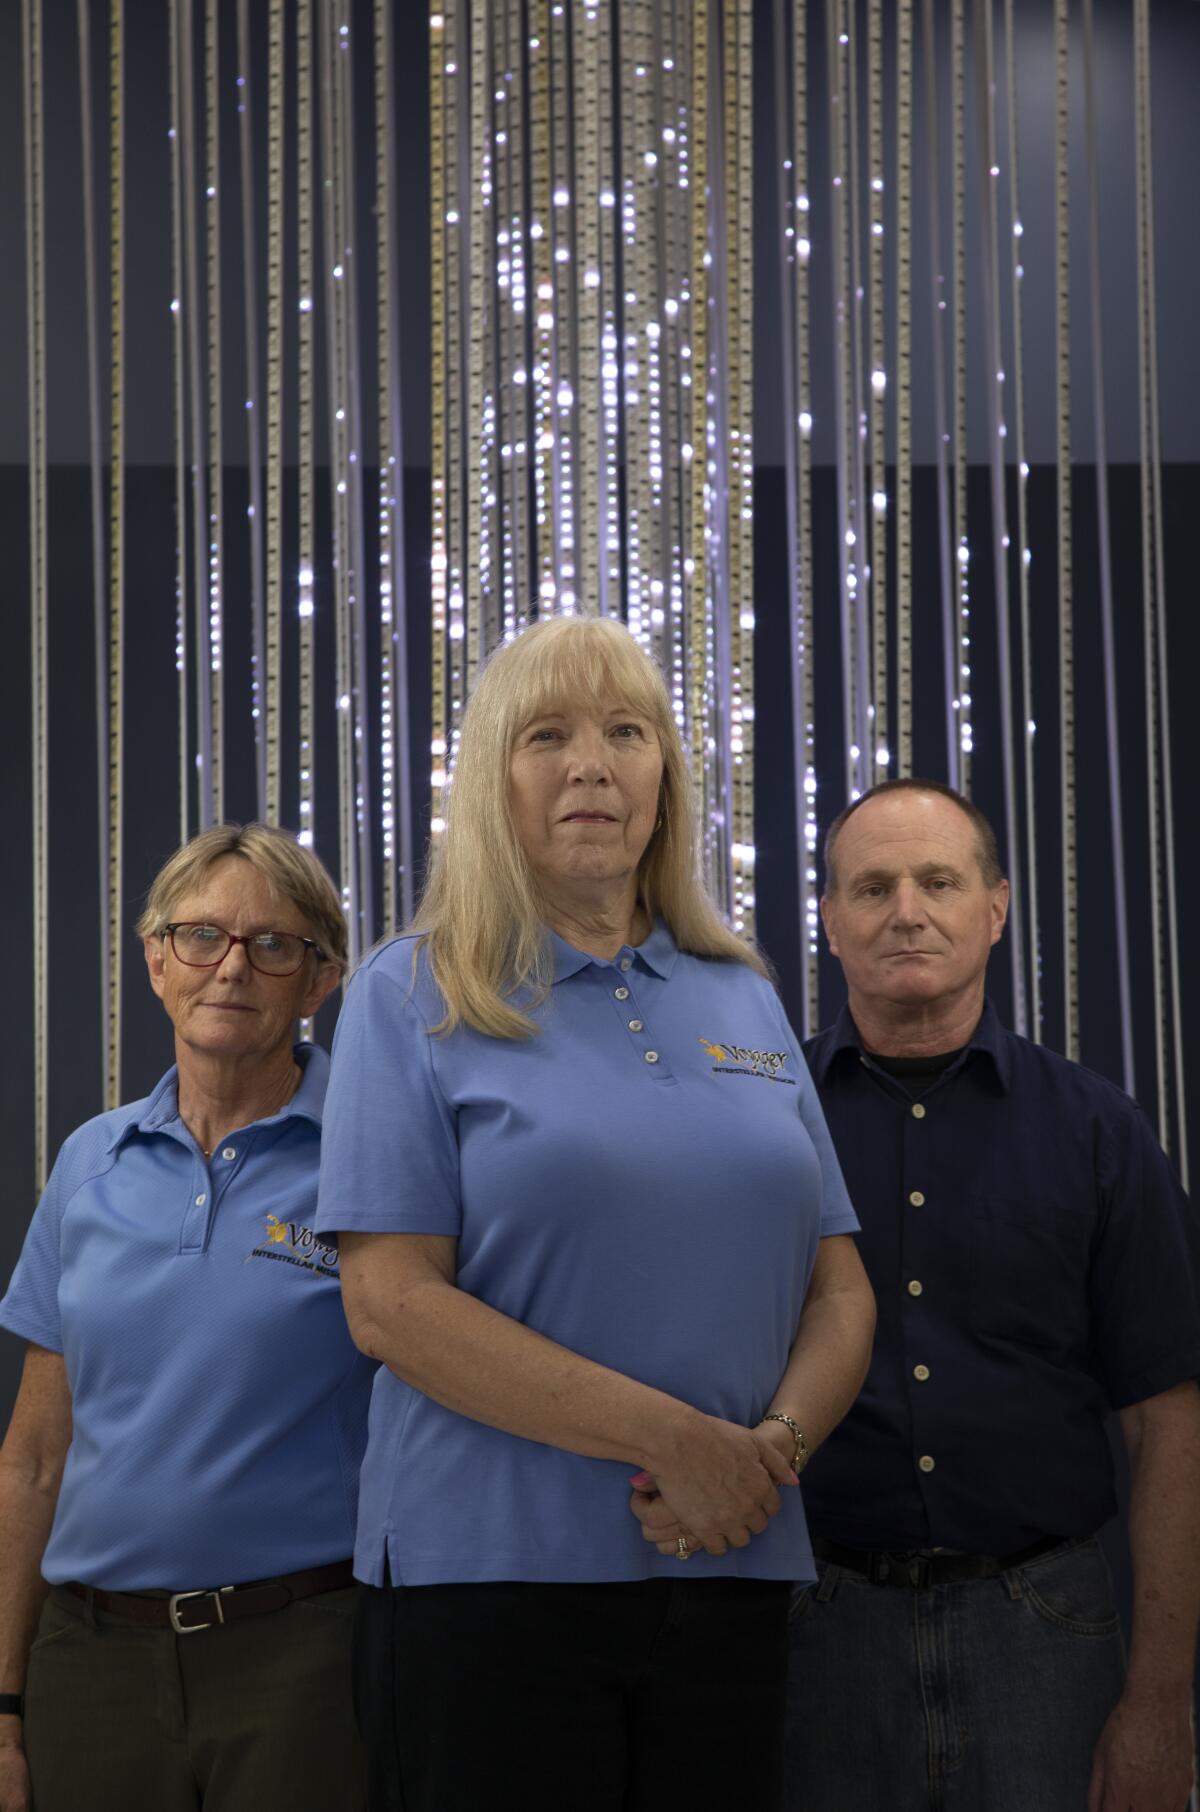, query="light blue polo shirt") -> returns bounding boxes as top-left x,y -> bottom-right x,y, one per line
316,925 -> 859,1587
0,1045 -> 377,1590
